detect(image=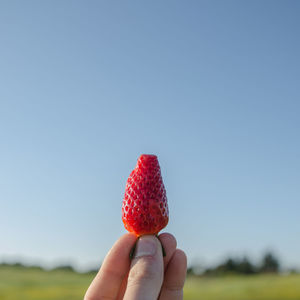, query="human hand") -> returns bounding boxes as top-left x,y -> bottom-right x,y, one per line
84,233 -> 187,300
